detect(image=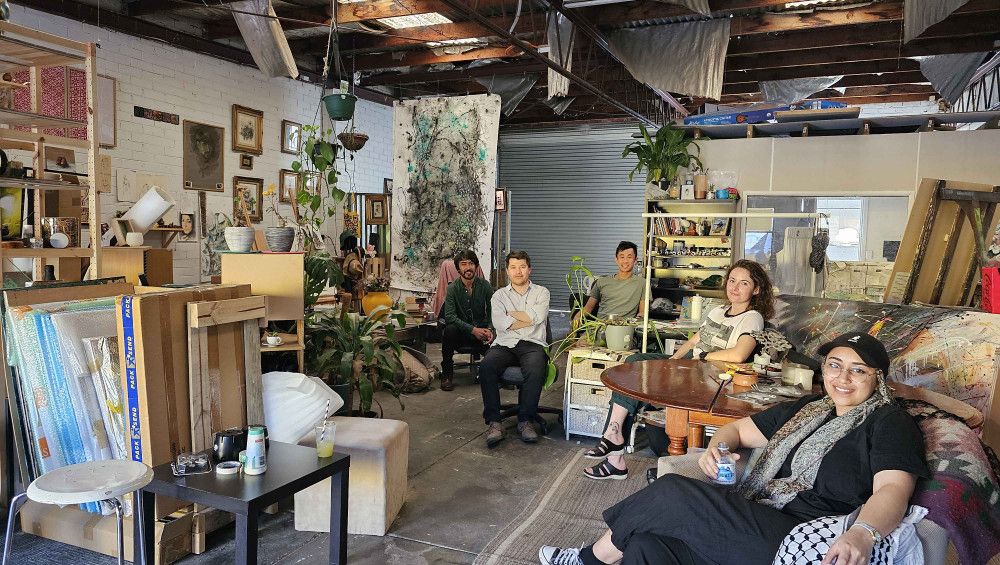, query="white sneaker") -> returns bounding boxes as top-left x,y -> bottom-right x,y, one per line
538,546 -> 584,565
